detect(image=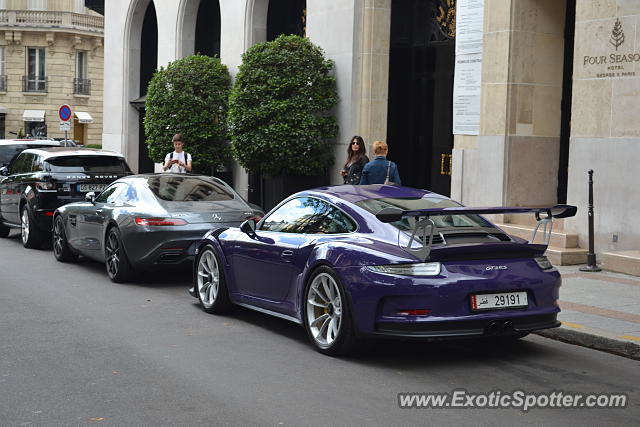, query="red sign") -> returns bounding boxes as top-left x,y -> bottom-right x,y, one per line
59,104 -> 72,122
